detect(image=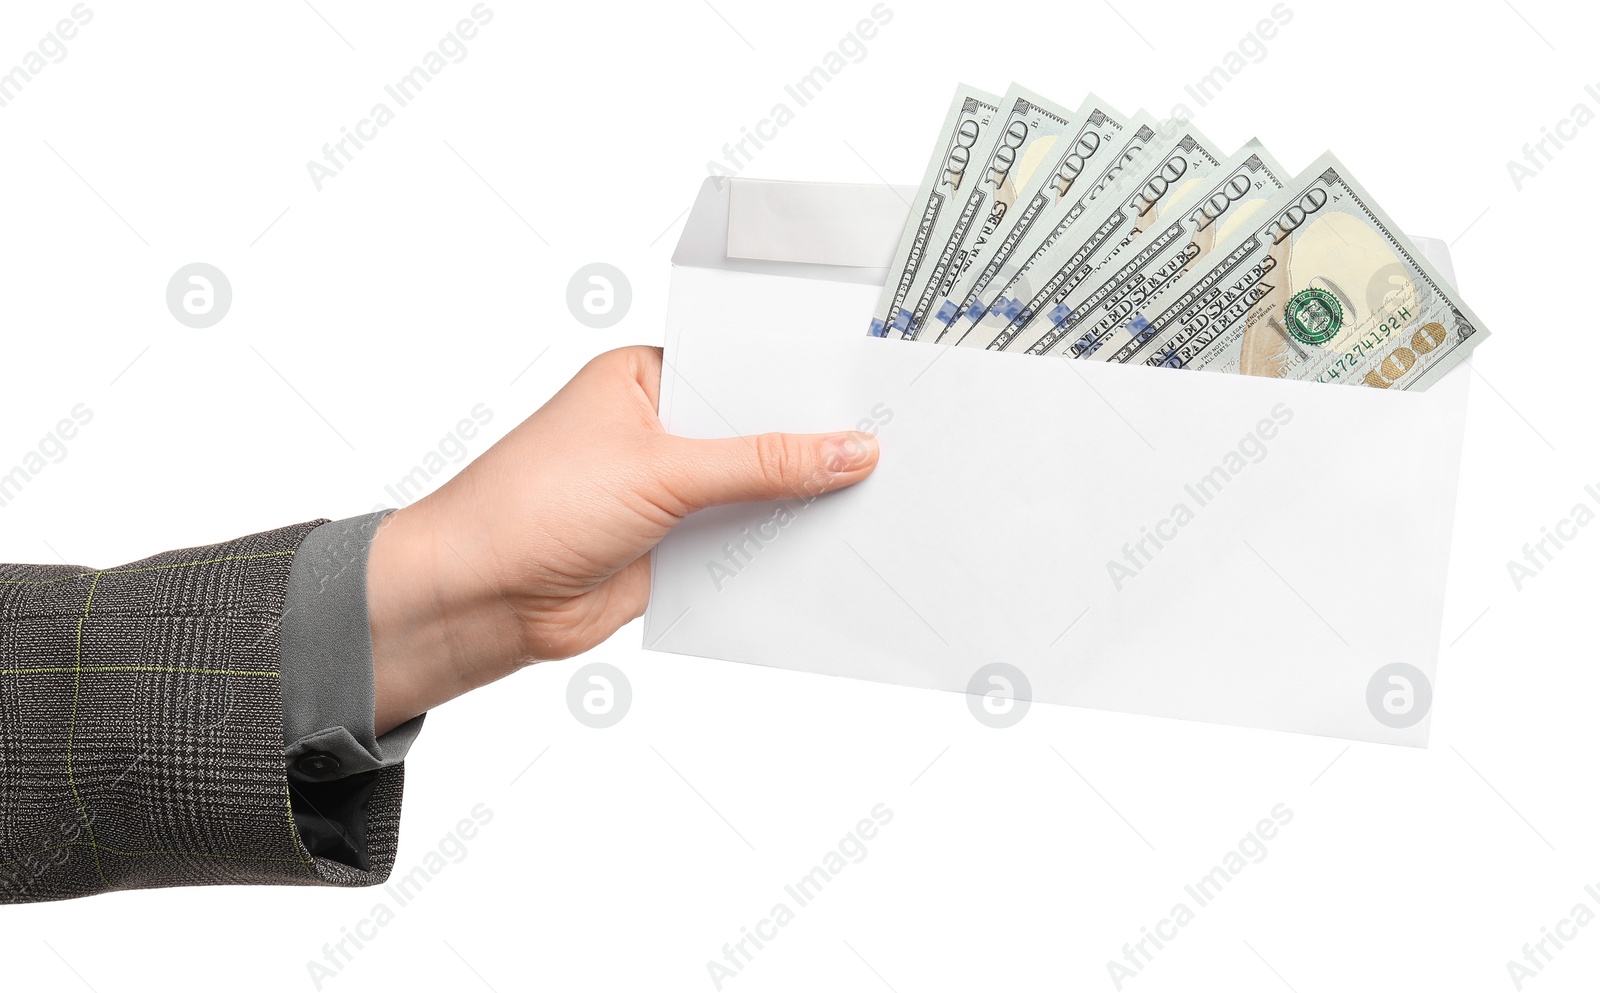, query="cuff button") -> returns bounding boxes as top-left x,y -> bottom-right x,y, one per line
295,752 -> 341,778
